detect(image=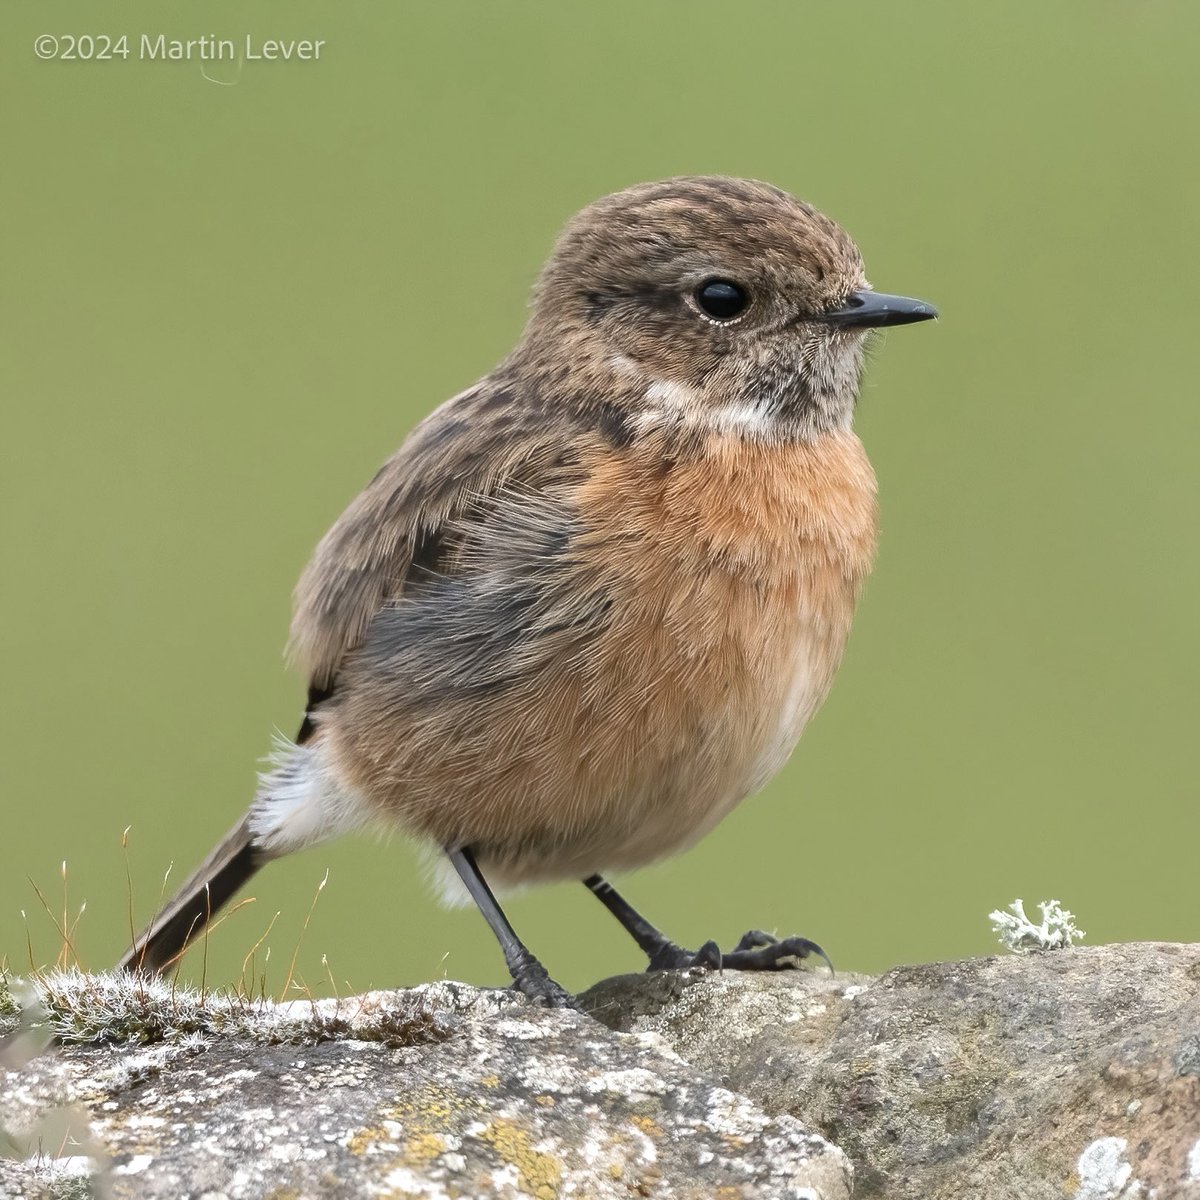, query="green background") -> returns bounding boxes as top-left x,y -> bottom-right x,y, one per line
3,1 -> 1197,997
